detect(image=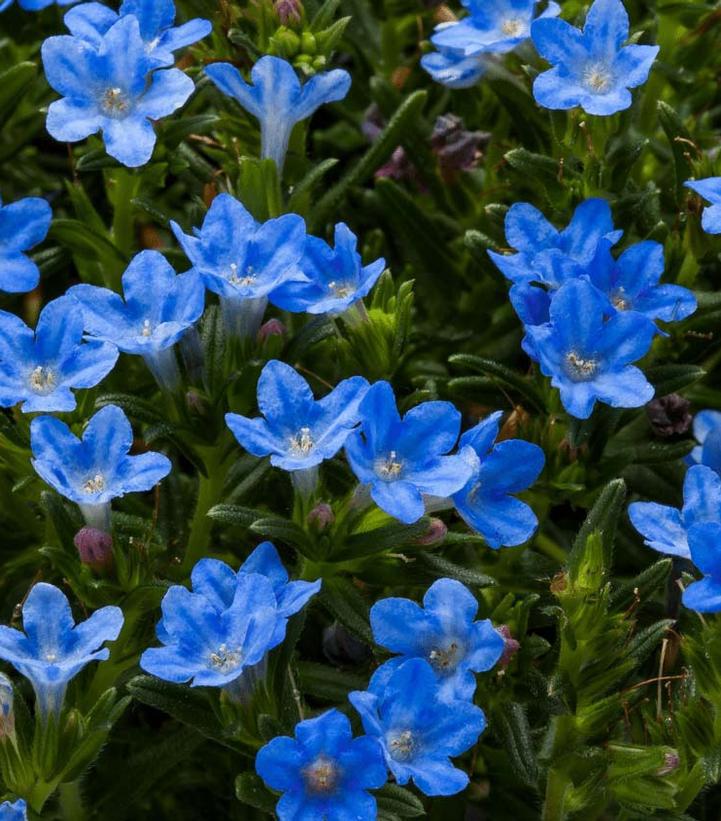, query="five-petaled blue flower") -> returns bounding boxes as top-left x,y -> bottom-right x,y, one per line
256,708 -> 387,821
431,0 -> 560,58
531,0 -> 659,116
420,39 -> 489,89
684,178 -> 721,235
205,55 -> 351,172
42,16 -> 195,167
452,412 -> 545,548
140,572 -> 279,689
369,578 -> 504,701
349,658 -> 487,796
0,193 -> 52,293
69,250 -> 205,391
525,278 -> 656,419
272,223 -> 386,316
170,193 -> 306,338
345,381 -> 474,524
0,583 -> 123,717
681,522 -> 721,613
64,0 -> 211,66
226,360 -> 369,484
30,404 -> 172,530
689,410 -> 721,474
0,799 -> 26,821
0,295 -> 118,413
628,465 -> 721,561
1,0 -> 72,9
